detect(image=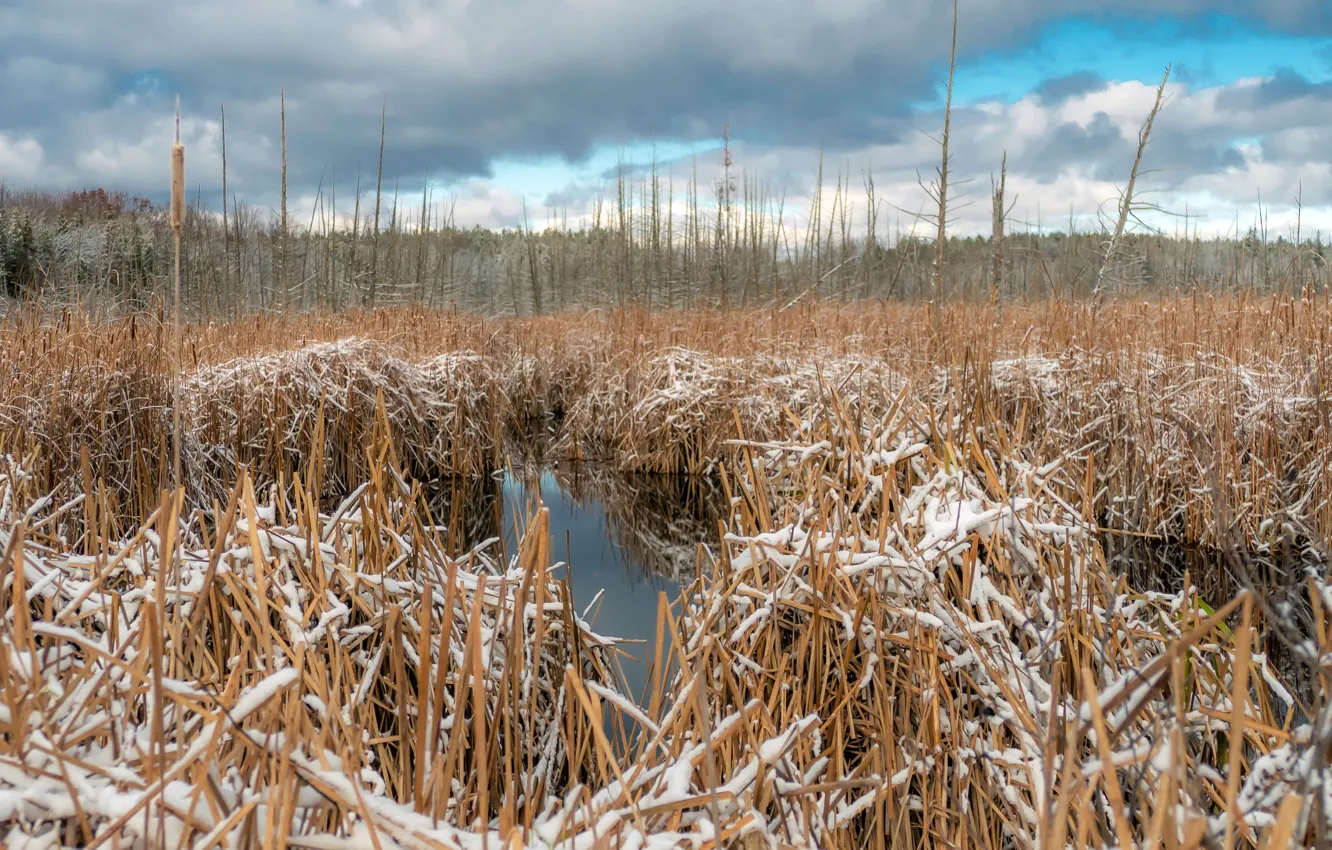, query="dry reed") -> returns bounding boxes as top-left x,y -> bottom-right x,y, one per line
3,383 -> 1326,847
0,438 -> 629,848
6,295 -> 1332,562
